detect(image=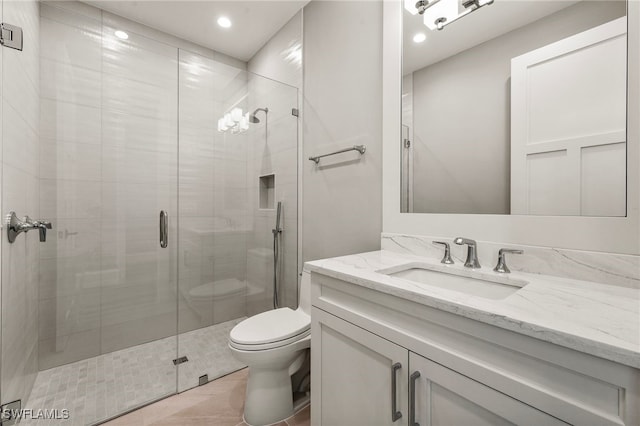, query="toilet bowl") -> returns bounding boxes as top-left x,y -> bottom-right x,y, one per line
188,278 -> 247,324
229,270 -> 311,426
